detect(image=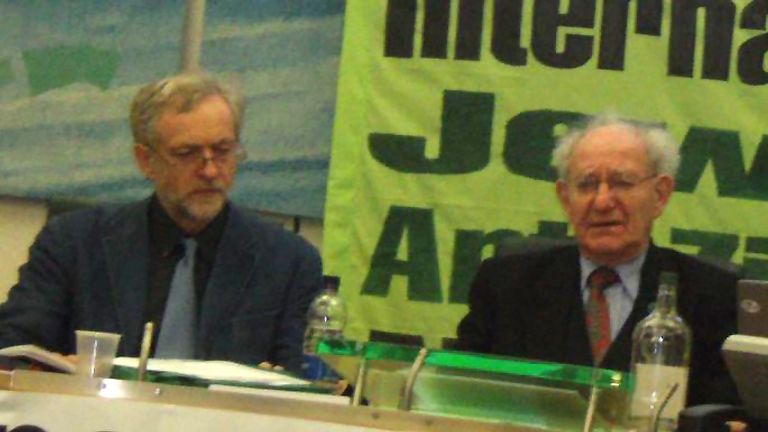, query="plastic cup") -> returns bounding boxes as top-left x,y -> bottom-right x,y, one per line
75,330 -> 121,378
